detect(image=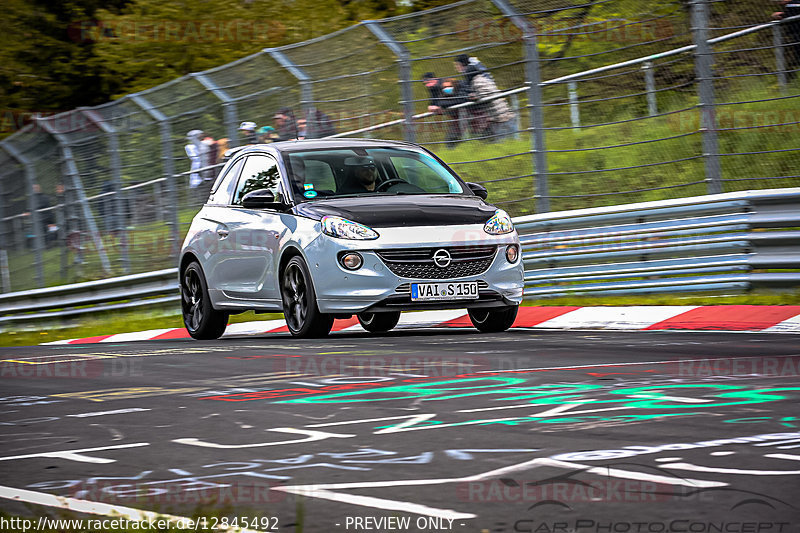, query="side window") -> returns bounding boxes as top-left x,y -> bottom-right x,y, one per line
208,157 -> 244,204
233,155 -> 284,206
